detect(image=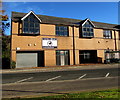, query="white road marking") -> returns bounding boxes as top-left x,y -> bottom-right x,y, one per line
77,76 -> 118,81
45,76 -> 61,82
105,73 -> 110,77
15,77 -> 33,83
77,74 -> 87,79
3,76 -> 118,85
